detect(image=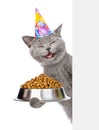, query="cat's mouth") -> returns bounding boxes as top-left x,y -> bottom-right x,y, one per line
44,52 -> 55,59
